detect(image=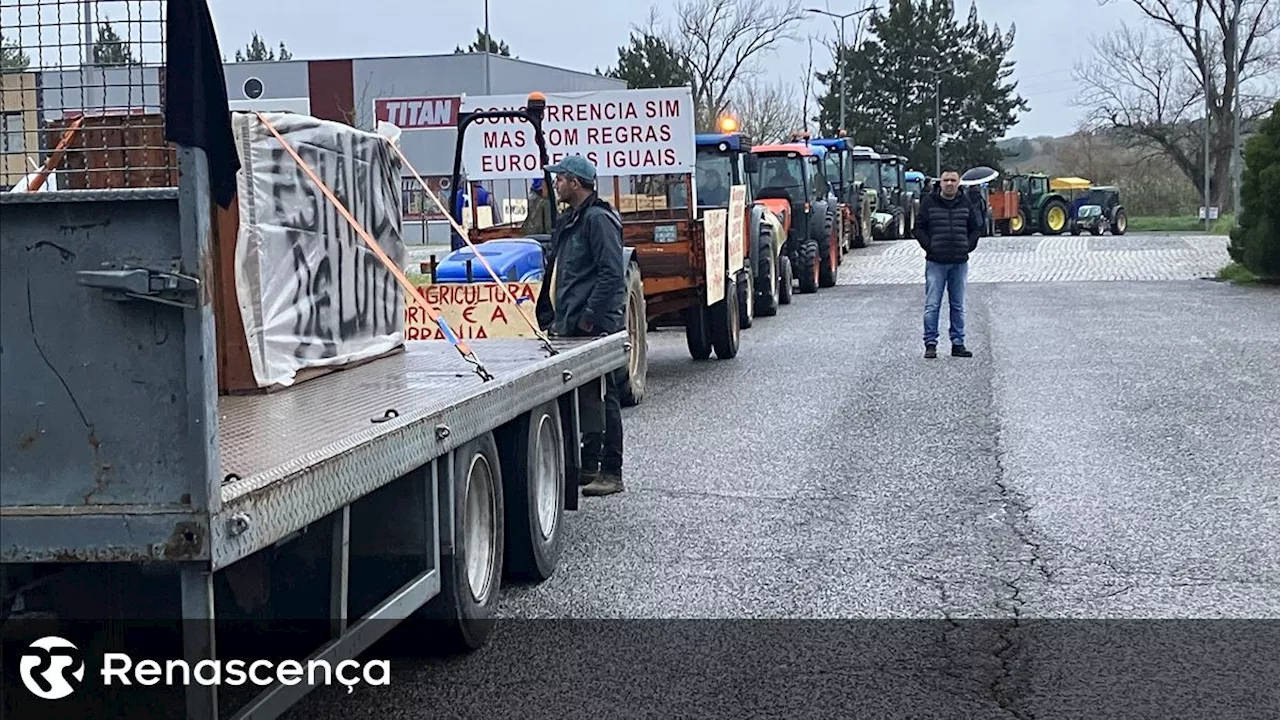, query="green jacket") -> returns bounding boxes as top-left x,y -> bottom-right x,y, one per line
540,193 -> 625,337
